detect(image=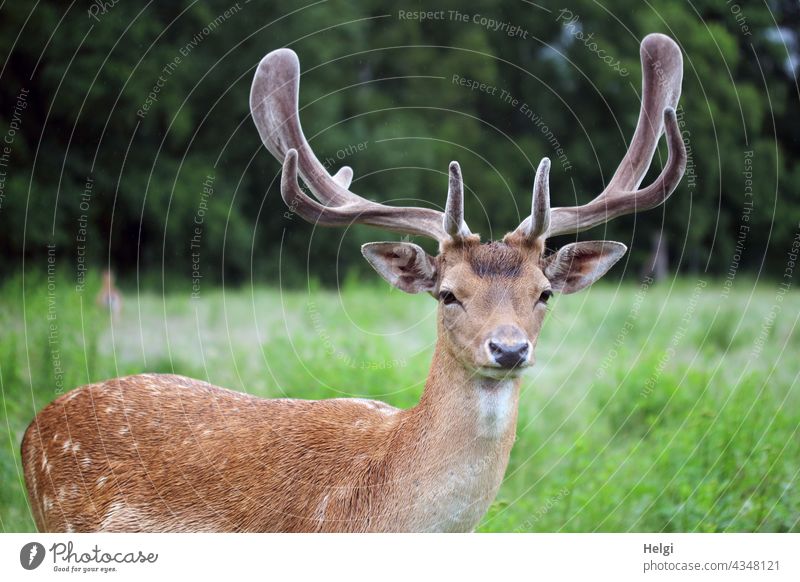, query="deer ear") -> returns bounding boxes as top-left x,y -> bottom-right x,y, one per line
543,241 -> 627,294
361,242 -> 438,294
